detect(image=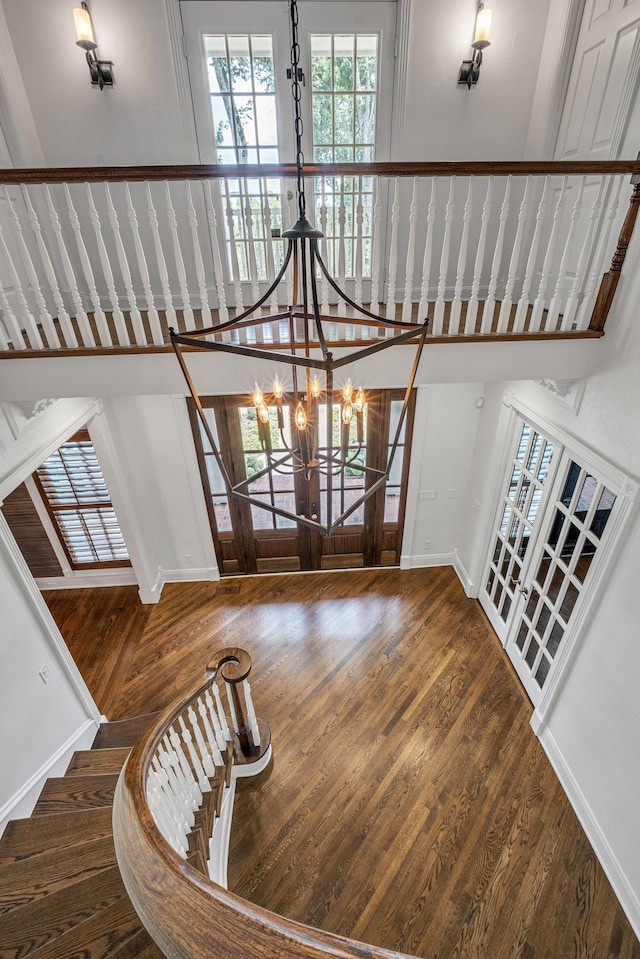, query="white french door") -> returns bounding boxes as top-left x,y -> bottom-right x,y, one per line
480,411 -> 634,708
